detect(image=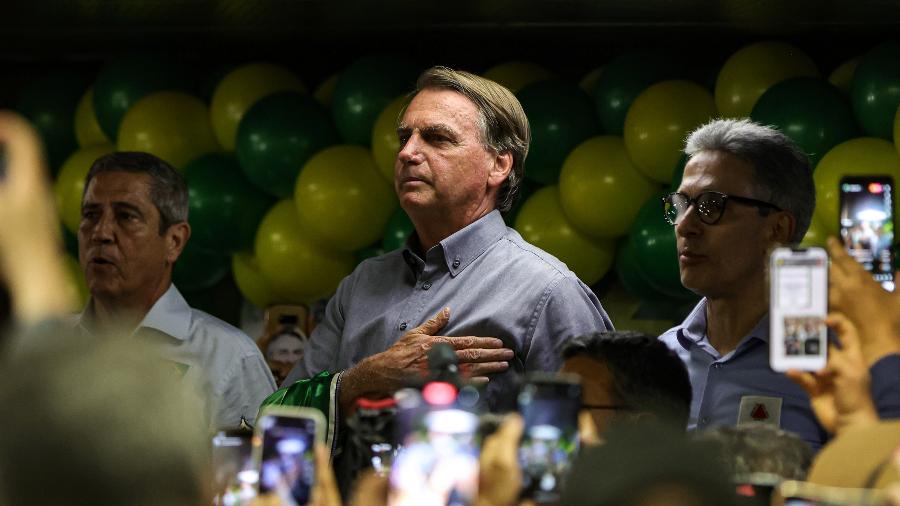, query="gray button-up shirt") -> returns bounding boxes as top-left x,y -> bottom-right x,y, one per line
284,210 -> 613,409
77,284 -> 277,428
